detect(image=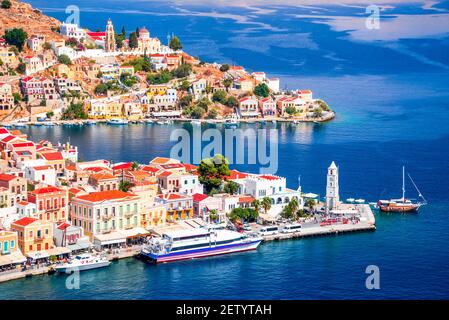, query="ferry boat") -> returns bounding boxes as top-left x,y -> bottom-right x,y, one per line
139,228 -> 262,263
54,254 -> 111,273
107,118 -> 128,125
378,166 -> 427,213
